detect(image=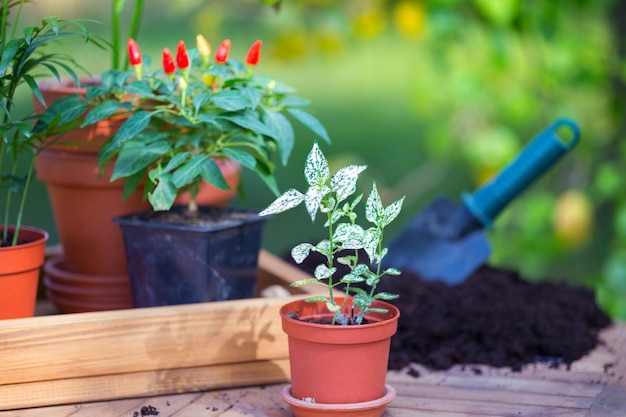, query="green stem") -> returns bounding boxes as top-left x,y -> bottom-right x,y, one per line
9,0 -> 24,40
11,155 -> 35,246
111,0 -> 124,70
126,0 -> 144,71
1,0 -> 8,44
